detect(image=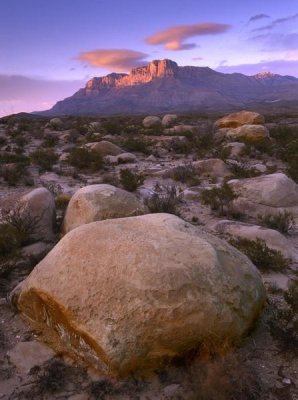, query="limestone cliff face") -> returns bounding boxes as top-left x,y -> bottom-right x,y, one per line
40,59 -> 298,115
